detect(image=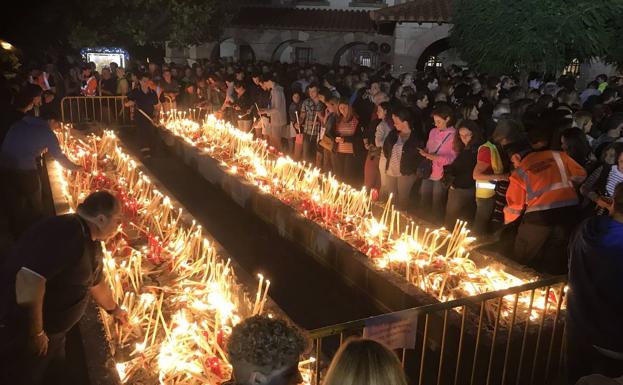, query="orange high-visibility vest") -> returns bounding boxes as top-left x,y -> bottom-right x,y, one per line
504,150 -> 586,223
81,76 -> 97,96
